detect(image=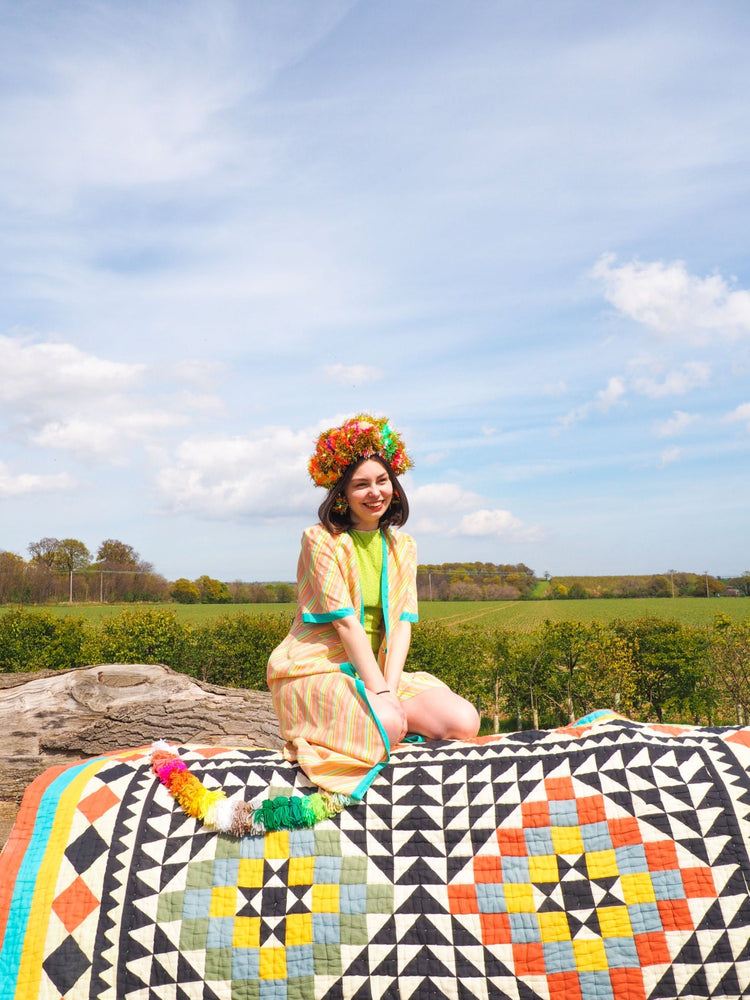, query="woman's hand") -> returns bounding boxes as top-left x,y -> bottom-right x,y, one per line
368,689 -> 408,745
